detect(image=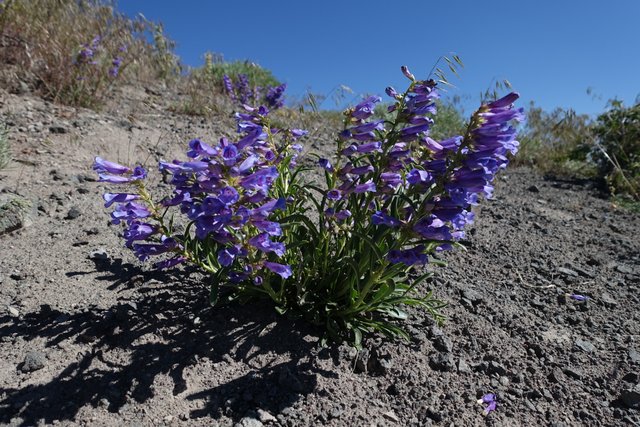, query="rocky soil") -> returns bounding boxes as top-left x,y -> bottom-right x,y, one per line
0,86 -> 639,426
